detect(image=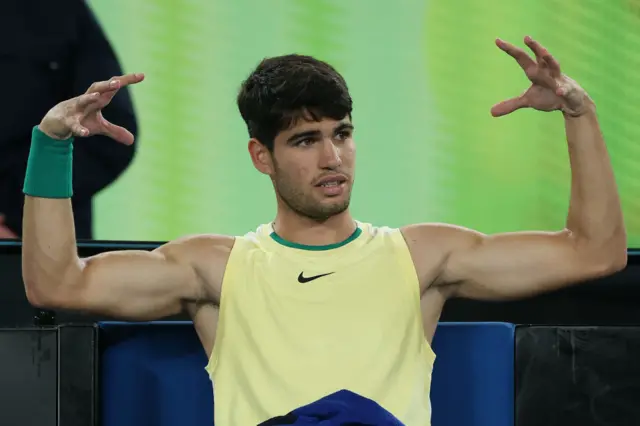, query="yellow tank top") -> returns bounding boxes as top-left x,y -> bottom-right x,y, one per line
206,222 -> 435,425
